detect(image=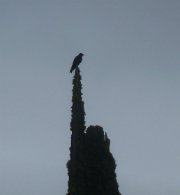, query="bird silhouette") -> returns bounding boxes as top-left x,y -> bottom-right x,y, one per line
69,53 -> 84,73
